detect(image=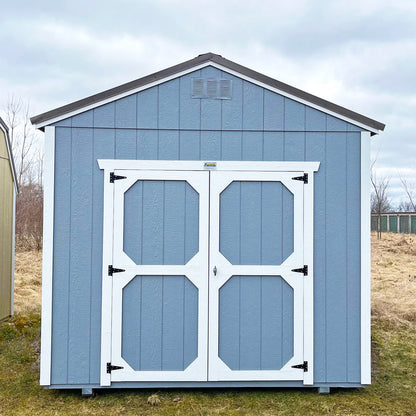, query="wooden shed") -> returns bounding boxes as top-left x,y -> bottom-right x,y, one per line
0,117 -> 18,321
31,53 -> 385,395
